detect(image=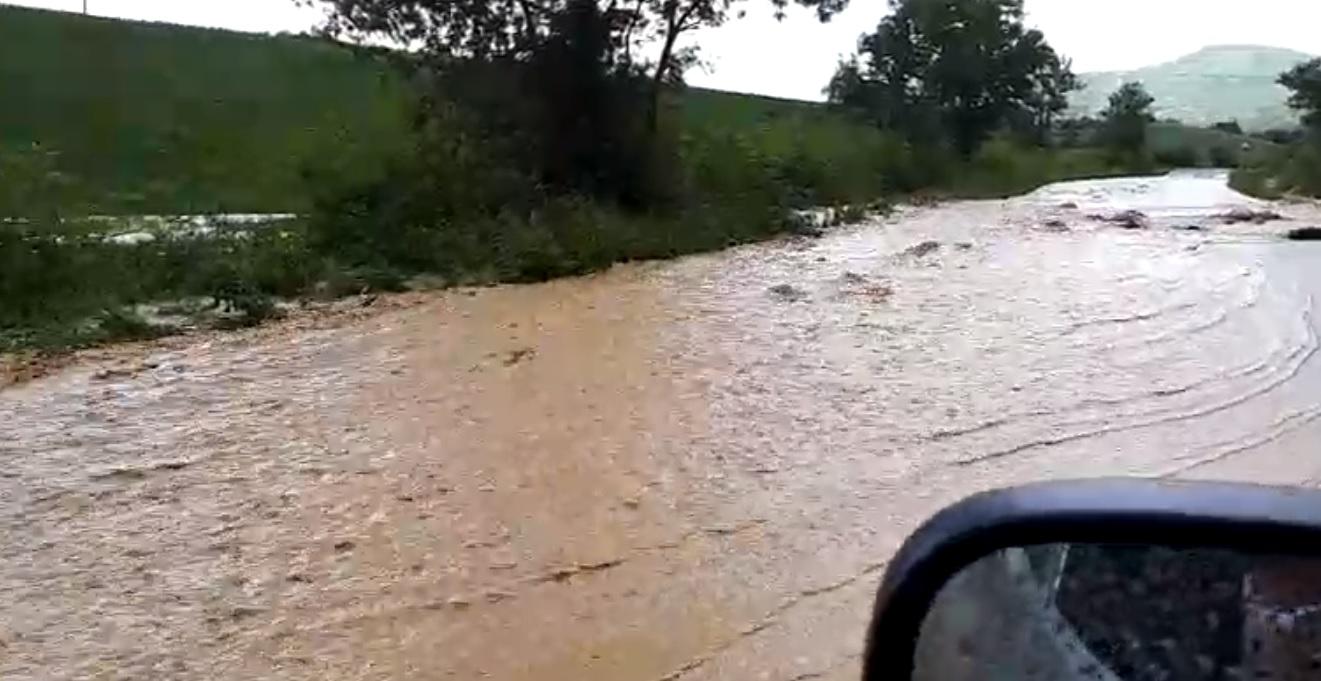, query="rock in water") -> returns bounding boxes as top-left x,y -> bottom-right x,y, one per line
768,284 -> 808,302
1104,210 -> 1149,229
1218,207 -> 1284,224
1287,227 -> 1321,241
904,240 -> 941,257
